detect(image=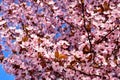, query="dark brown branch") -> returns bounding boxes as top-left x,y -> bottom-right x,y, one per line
57,15 -> 81,31
80,0 -> 92,52
95,25 -> 119,44
42,1 -> 55,13
58,16 -> 75,28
